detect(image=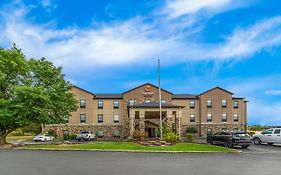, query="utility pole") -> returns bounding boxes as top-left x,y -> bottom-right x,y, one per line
158,59 -> 163,140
